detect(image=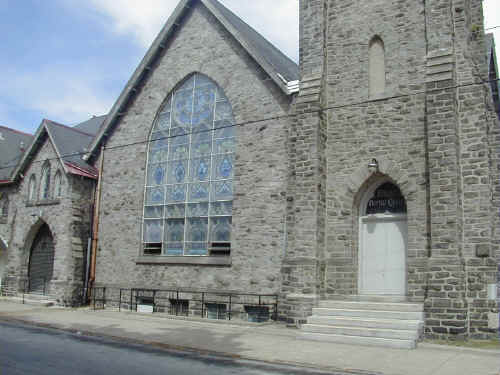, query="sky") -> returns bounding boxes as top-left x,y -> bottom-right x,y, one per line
0,0 -> 498,134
